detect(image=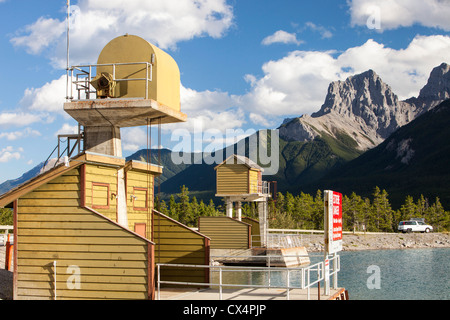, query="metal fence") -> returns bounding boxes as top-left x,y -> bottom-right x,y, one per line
156,254 -> 340,300
69,62 -> 153,100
